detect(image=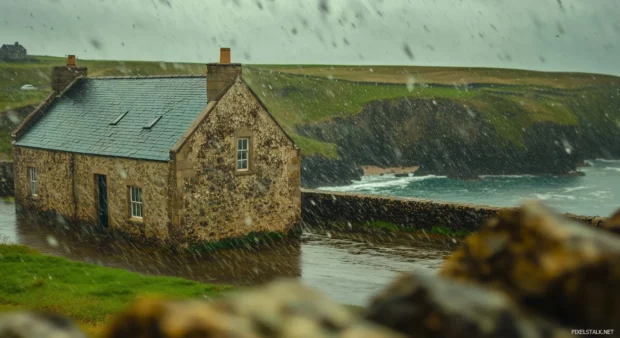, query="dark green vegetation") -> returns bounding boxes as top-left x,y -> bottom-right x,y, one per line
2,57 -> 619,184
0,244 -> 233,336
